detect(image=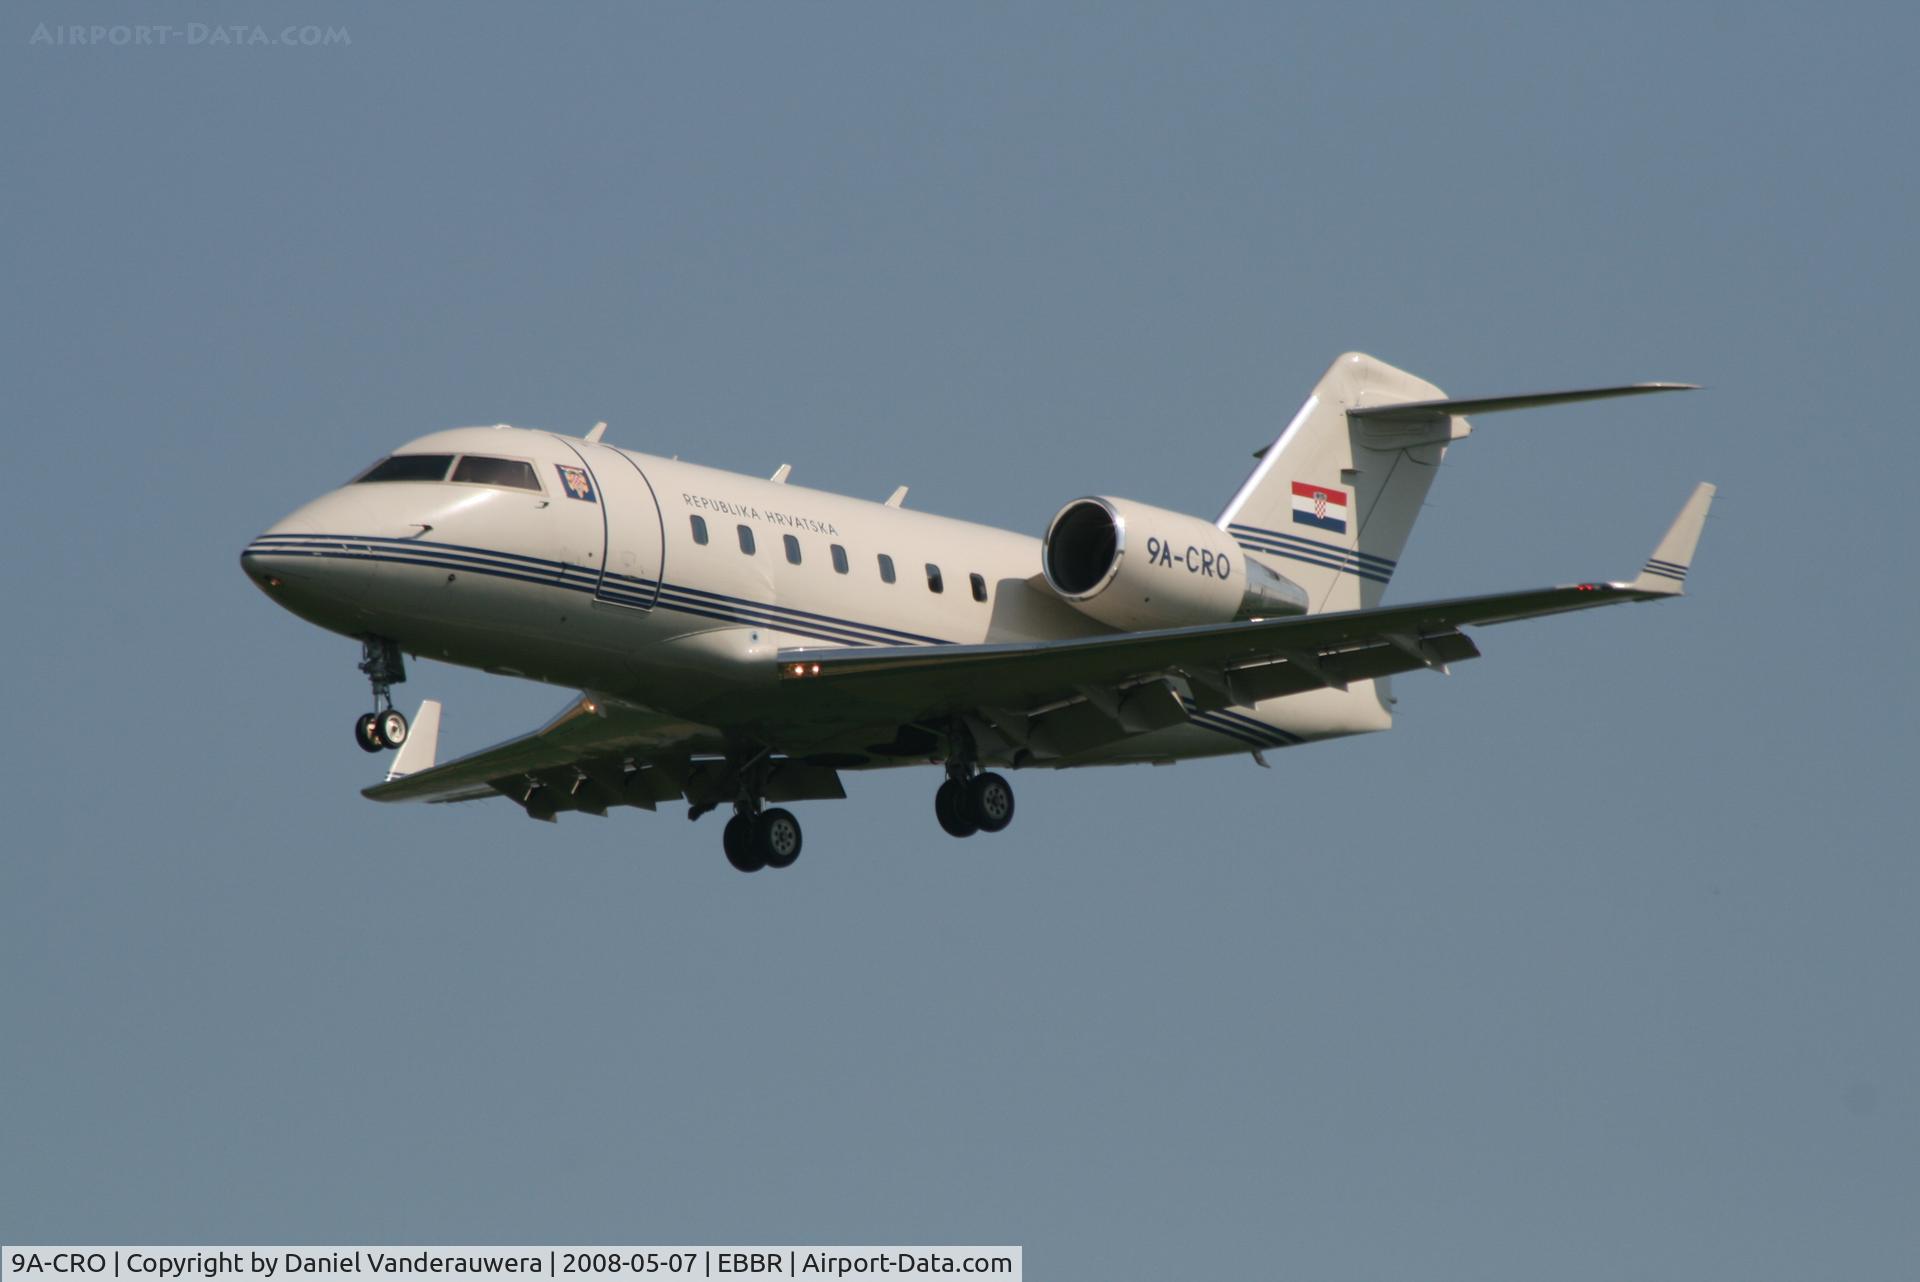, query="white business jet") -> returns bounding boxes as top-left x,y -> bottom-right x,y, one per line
242,352 -> 1713,872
